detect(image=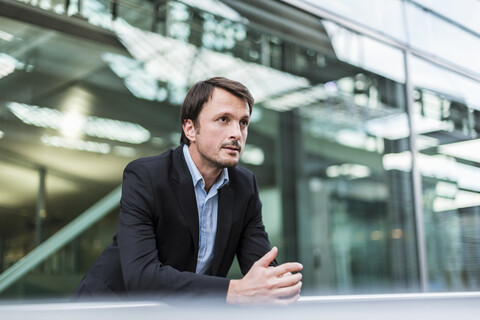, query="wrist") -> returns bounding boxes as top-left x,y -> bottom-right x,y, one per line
226,279 -> 241,304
